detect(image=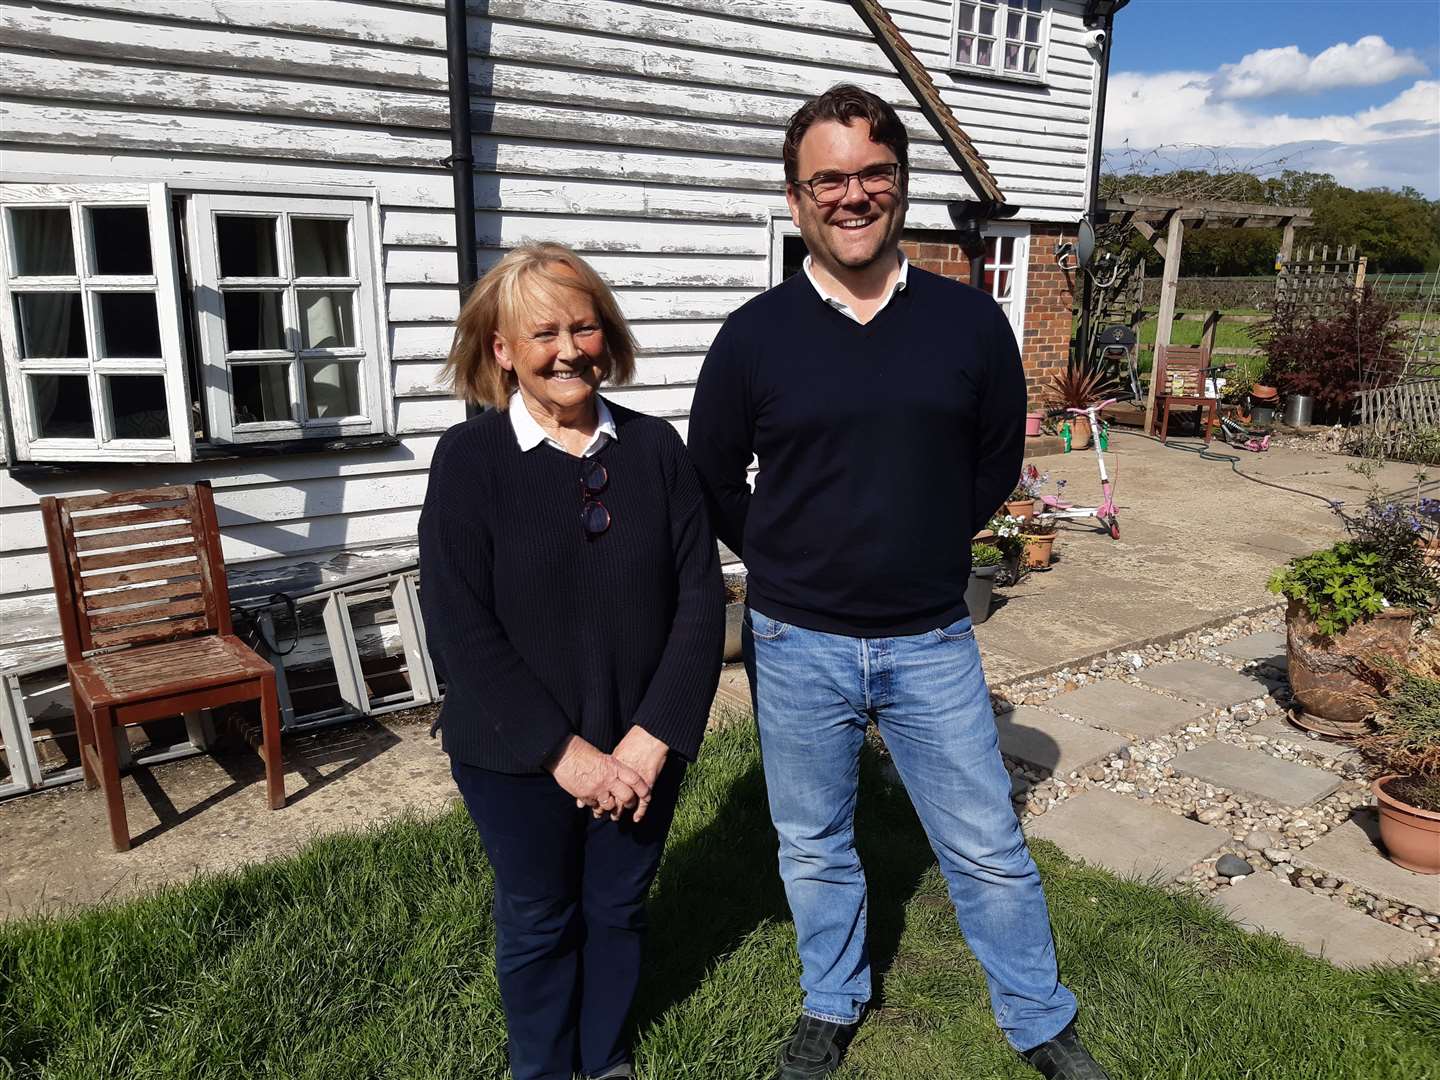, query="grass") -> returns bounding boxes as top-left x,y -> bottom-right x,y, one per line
2,718 -> 1438,1080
